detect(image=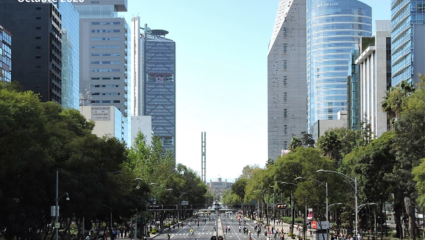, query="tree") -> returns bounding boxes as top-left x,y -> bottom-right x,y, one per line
317,130 -> 342,162
289,136 -> 302,151
232,178 -> 248,203
300,131 -> 315,147
265,158 -> 275,168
